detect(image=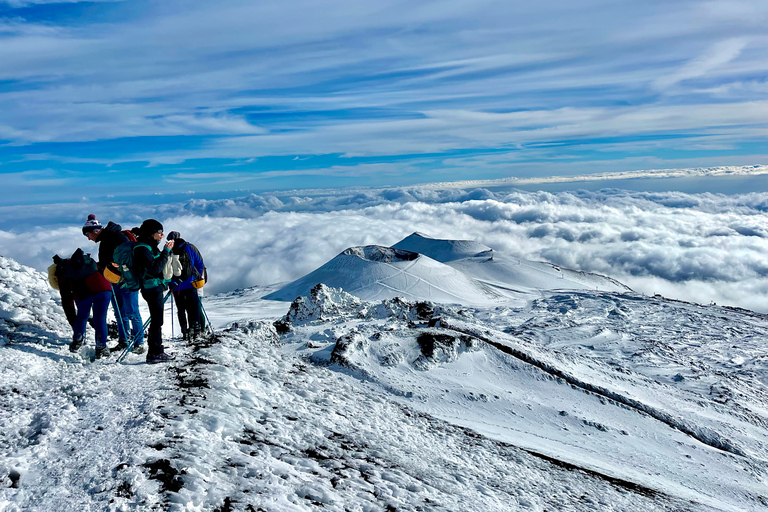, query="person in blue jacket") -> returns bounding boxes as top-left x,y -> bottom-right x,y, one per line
167,231 -> 206,340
